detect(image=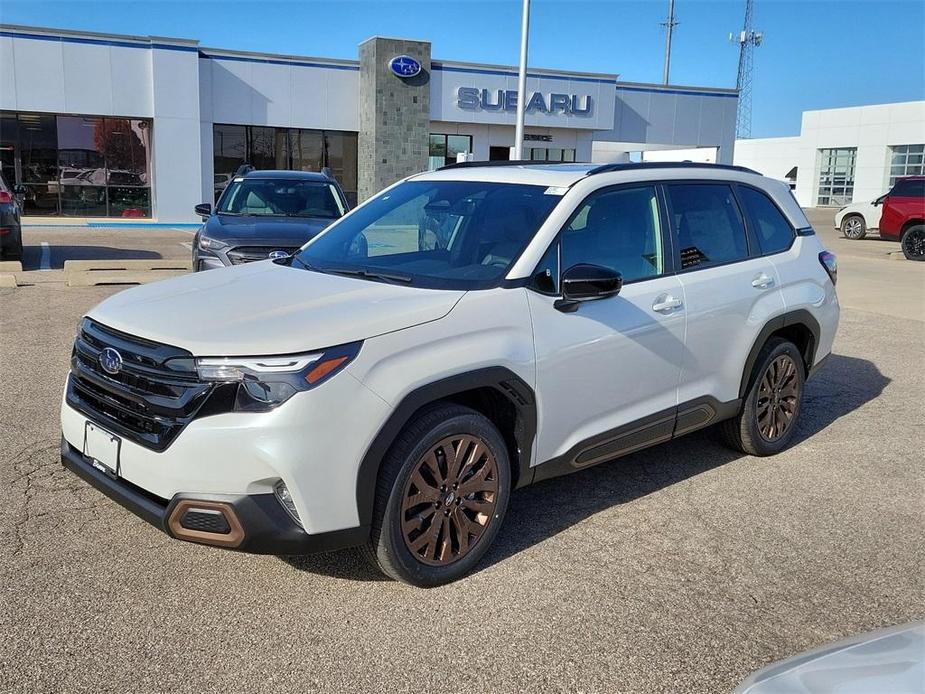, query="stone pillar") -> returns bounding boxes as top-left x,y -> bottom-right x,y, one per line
357,37 -> 431,202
